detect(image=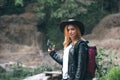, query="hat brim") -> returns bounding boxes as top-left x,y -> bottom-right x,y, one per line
60,20 -> 85,36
